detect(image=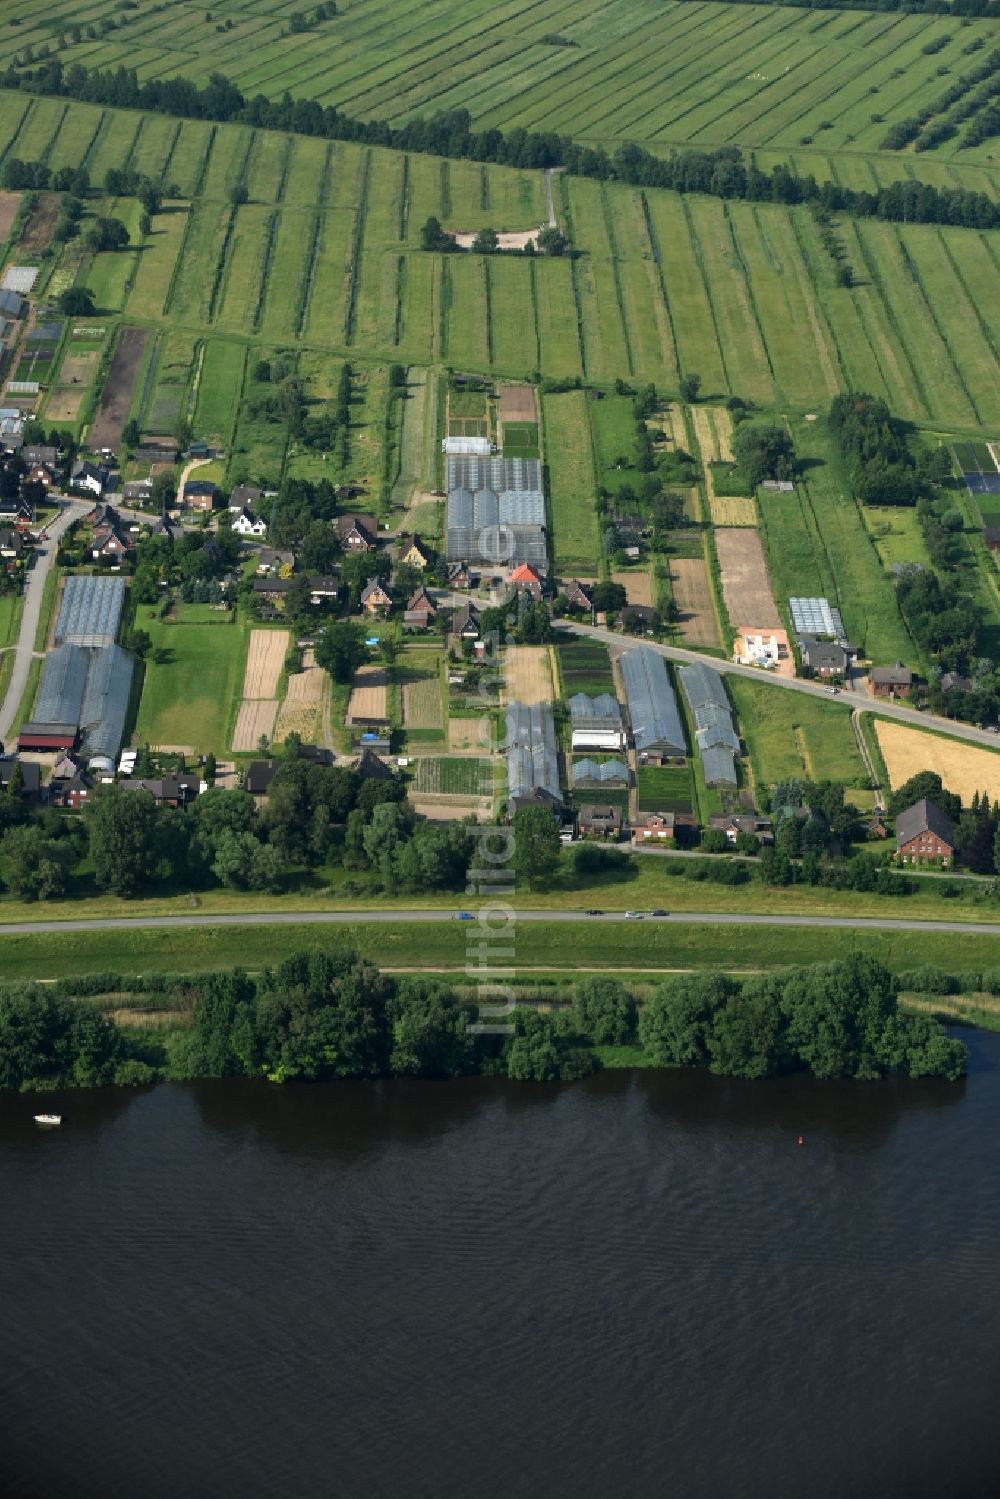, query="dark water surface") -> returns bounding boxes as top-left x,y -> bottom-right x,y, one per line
3,1036 -> 1000,1499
